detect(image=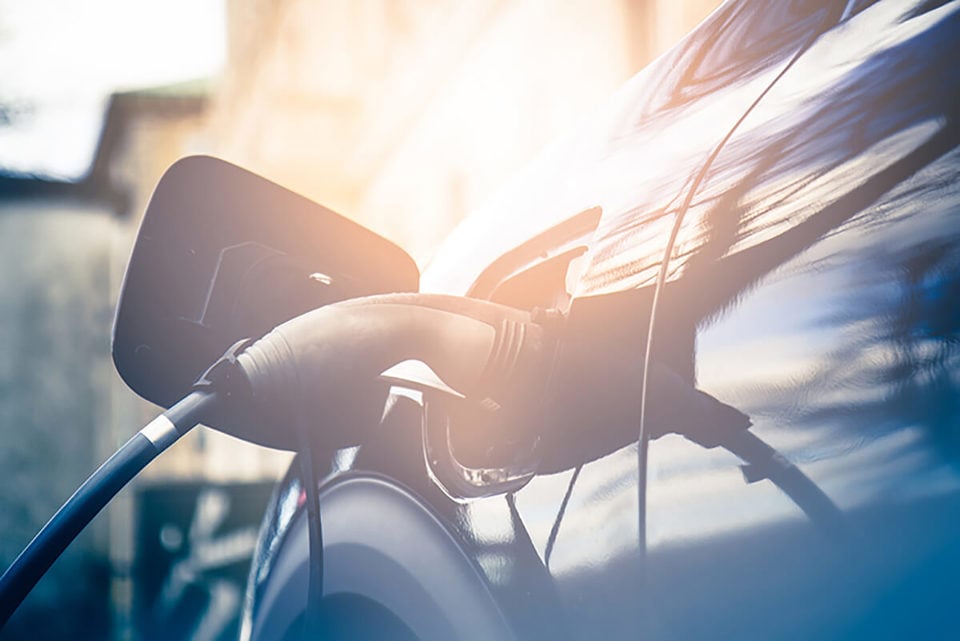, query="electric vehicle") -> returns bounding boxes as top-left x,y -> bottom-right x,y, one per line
237,1 -> 960,639
2,1 -> 958,639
